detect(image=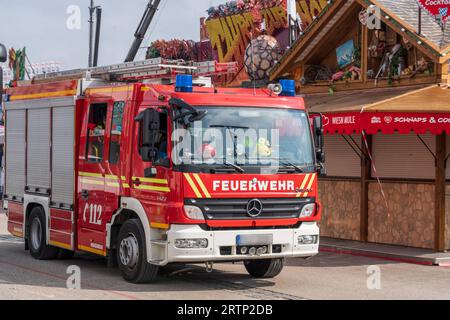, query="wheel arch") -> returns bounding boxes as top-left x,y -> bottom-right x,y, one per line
106,197 -> 153,263
23,195 -> 50,243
